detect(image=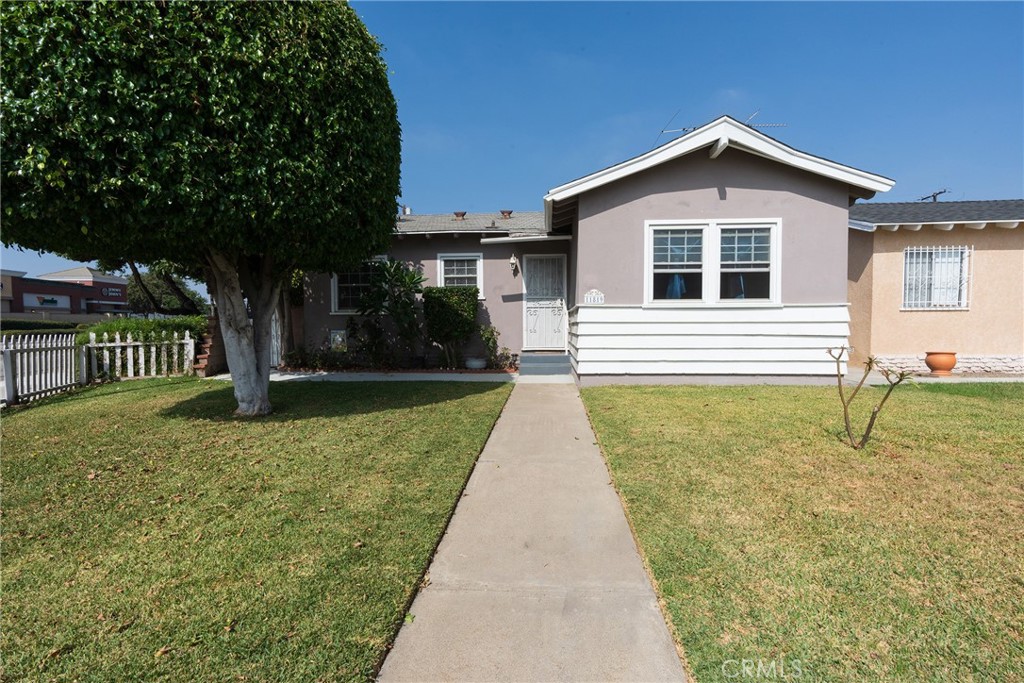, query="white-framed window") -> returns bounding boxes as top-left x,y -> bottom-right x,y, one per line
330,256 -> 386,313
719,226 -> 772,300
652,228 -> 704,301
645,219 -> 781,305
438,253 -> 484,297
902,245 -> 972,310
